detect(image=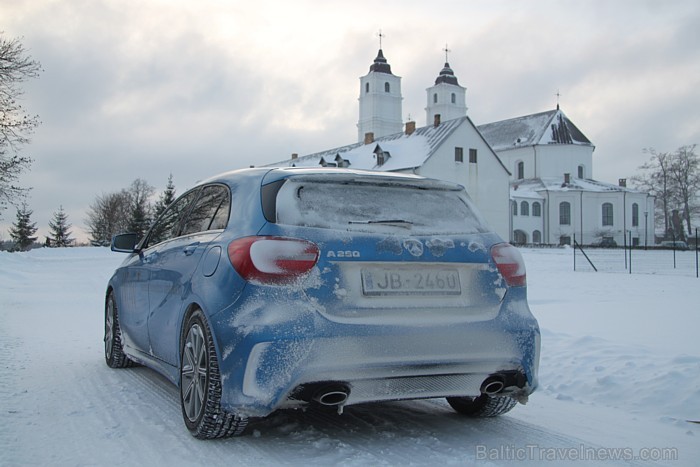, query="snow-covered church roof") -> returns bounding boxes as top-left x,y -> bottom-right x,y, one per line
478,109 -> 592,152
511,176 -> 645,199
266,116 -> 480,172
